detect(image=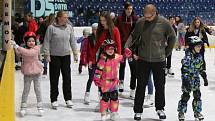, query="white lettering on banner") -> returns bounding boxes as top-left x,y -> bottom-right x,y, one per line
31,0 -> 73,17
